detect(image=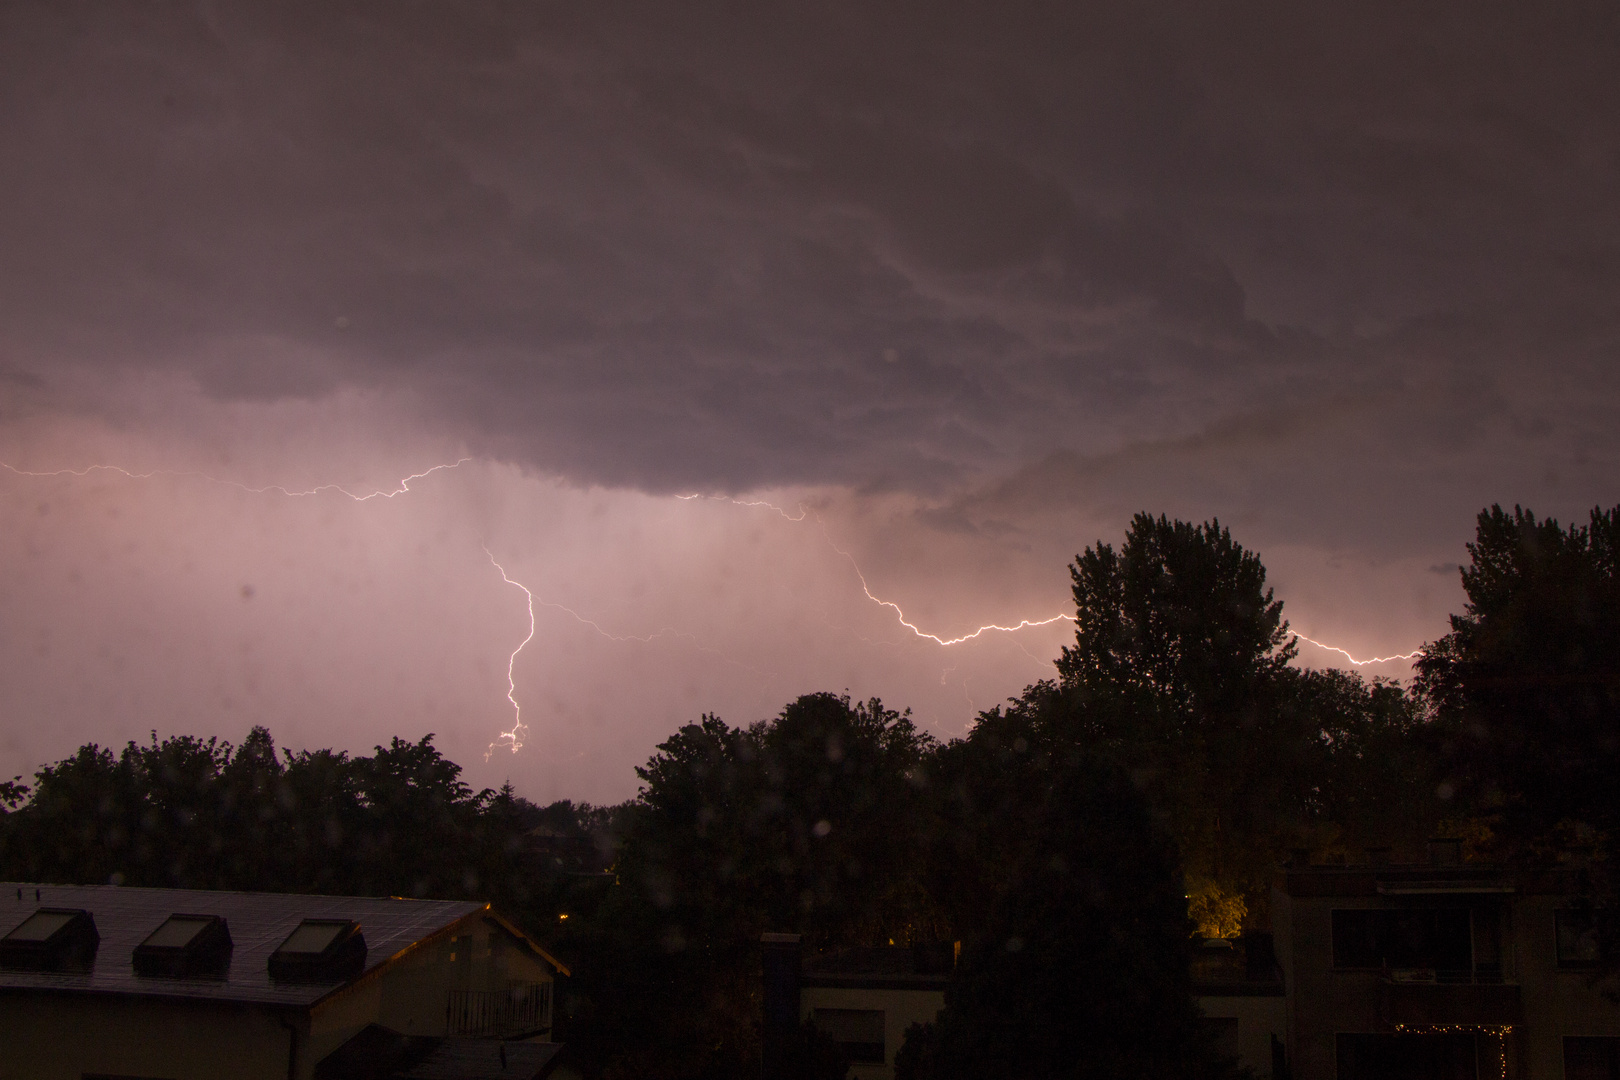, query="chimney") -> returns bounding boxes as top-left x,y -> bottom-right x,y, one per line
761,933 -> 802,1080
1428,838 -> 1462,866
